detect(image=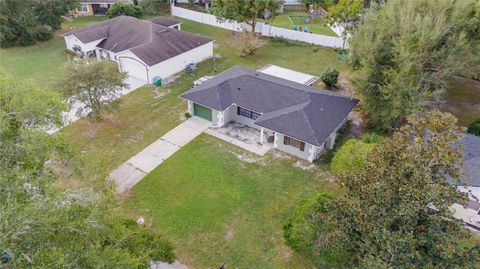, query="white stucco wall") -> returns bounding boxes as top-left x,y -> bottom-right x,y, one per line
222,104 -> 259,129
275,133 -> 323,162
147,41 -> 214,82
64,35 -> 104,53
